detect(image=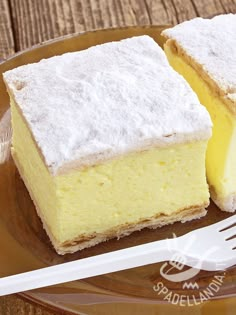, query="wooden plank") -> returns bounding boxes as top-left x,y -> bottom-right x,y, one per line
10,0 -> 236,53
219,0 -> 236,13
0,0 -> 14,58
145,0 -> 236,24
8,0 -> 151,51
191,0 -> 236,18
